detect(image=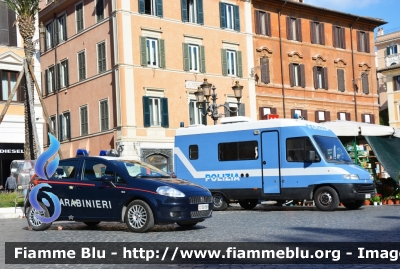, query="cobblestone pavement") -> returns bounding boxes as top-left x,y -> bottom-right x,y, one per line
1,204 -> 400,268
